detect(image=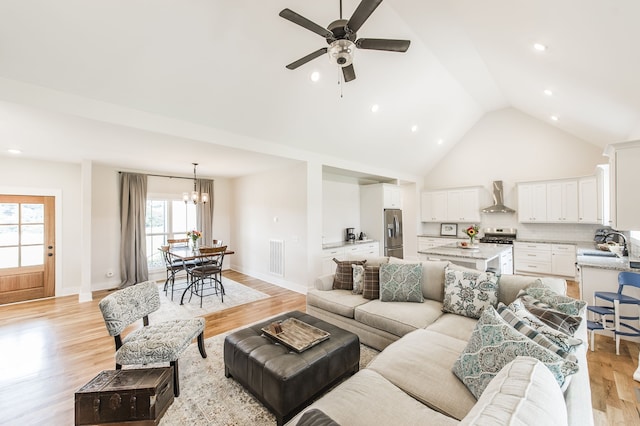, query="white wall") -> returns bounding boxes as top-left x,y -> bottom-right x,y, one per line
322,175 -> 361,244
0,157 -> 81,296
420,108 -> 608,243
230,162 -> 308,291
